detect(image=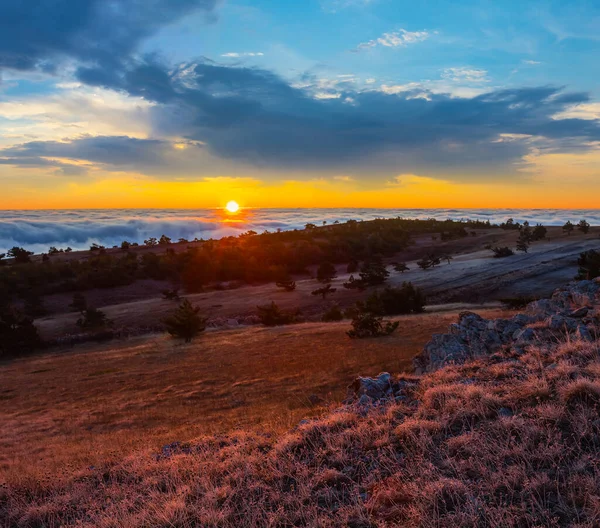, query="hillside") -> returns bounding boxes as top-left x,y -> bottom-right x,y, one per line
2,280 -> 600,527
